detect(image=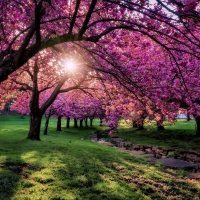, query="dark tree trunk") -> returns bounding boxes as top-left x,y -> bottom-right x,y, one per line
27,62 -> 42,140
27,112 -> 42,140
44,114 -> 50,135
74,118 -> 78,128
132,121 -> 139,128
57,116 -> 62,131
187,113 -> 191,121
195,116 -> 200,137
157,120 -> 165,131
84,117 -> 88,127
157,124 -> 165,130
137,117 -> 145,130
66,117 -> 70,128
3,101 -> 11,116
138,124 -> 144,130
80,119 -> 83,128
100,118 -> 103,126
137,111 -> 147,130
90,118 -> 93,126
